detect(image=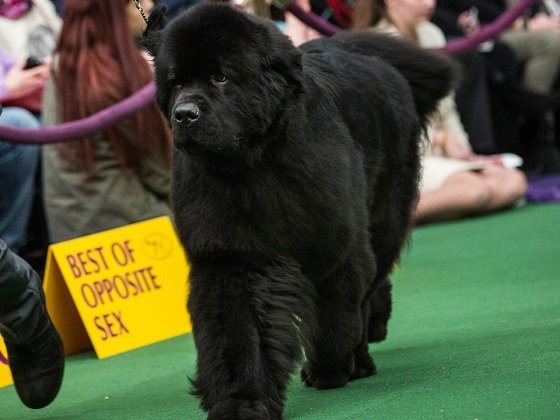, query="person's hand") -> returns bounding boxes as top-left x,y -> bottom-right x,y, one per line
527,13 -> 560,32
470,154 -> 504,167
445,140 -> 473,160
434,130 -> 474,161
4,59 -> 50,97
432,130 -> 474,160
